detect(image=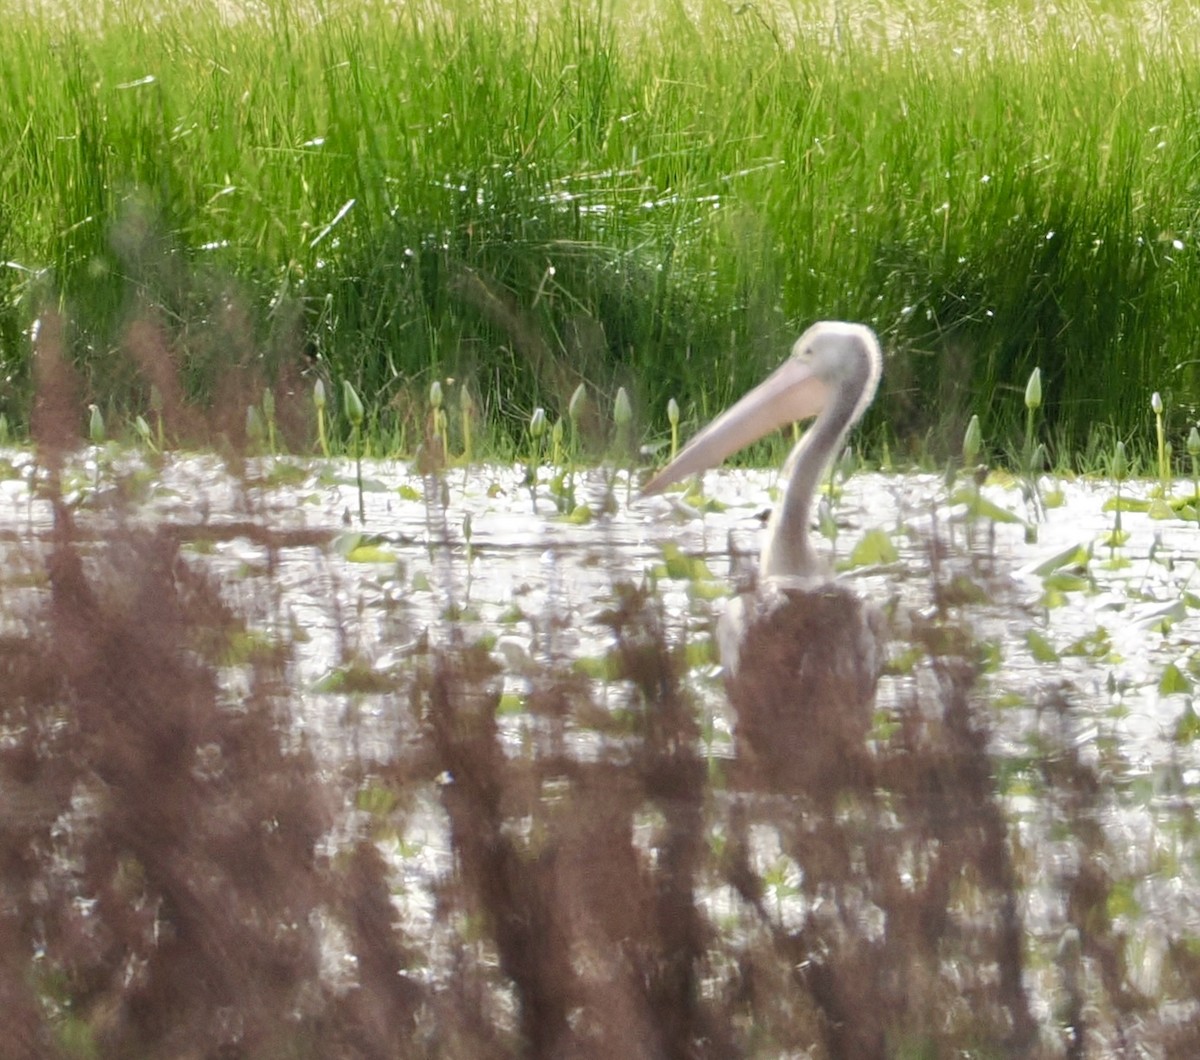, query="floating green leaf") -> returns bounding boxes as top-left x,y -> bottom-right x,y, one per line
657,542 -> 692,579
1023,542 -> 1089,578
1175,701 -> 1200,743
848,528 -> 899,567
682,491 -> 728,513
1038,587 -> 1067,609
688,579 -> 728,602
356,784 -> 398,817
1063,627 -> 1113,660
1026,629 -> 1060,663
497,692 -> 525,716
347,544 -> 398,563
978,639 -> 1004,673
1102,496 -> 1148,513
1042,572 -> 1089,593
1106,879 -> 1141,920
951,487 -> 1025,524
685,638 -> 718,668
258,462 -> 308,487
1160,663 -> 1192,696
992,691 -> 1027,710
884,646 -> 921,675
940,574 -> 989,606
498,603 -> 525,624
218,629 -> 285,666
657,541 -> 718,582
572,653 -> 621,681
313,663 -> 393,693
